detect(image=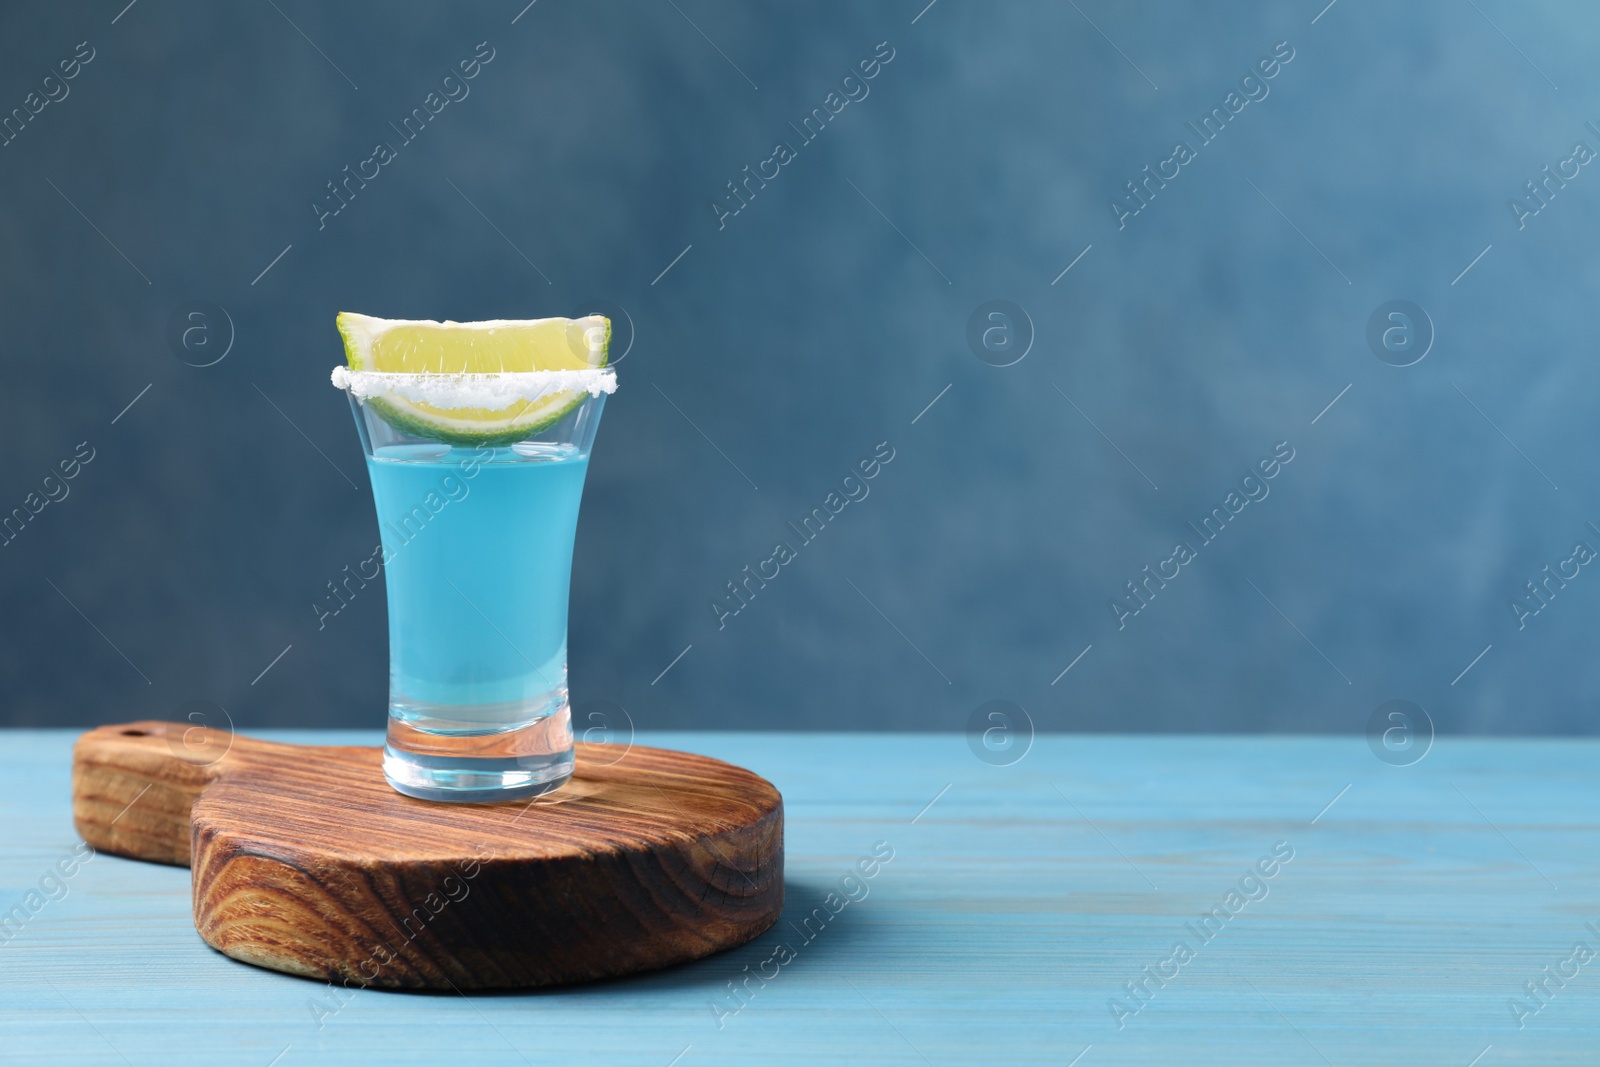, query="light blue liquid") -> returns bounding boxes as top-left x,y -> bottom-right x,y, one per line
367,441 -> 588,737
